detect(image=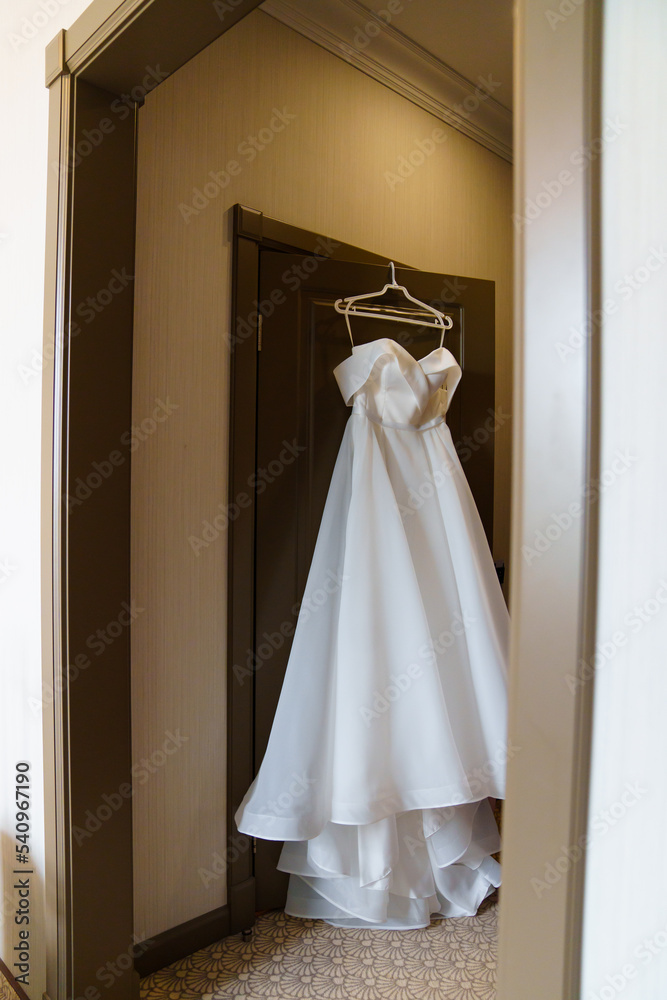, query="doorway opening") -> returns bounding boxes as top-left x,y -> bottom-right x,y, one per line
40,1 -> 601,998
